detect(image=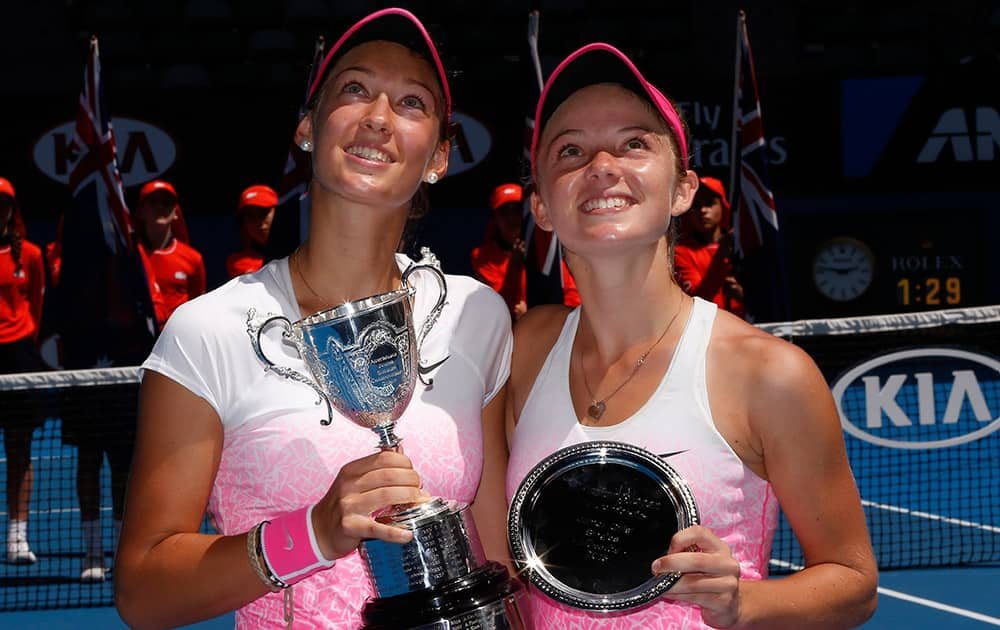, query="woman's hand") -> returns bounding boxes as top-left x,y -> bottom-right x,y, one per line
652,525 -> 743,628
310,449 -> 428,561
